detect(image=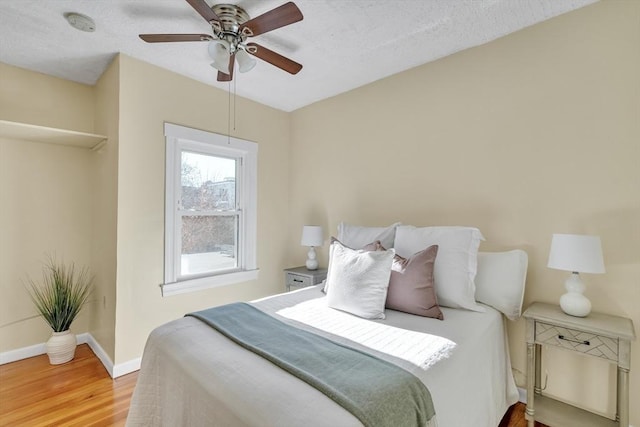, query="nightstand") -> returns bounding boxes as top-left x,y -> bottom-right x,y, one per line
284,266 -> 327,292
523,302 -> 635,427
